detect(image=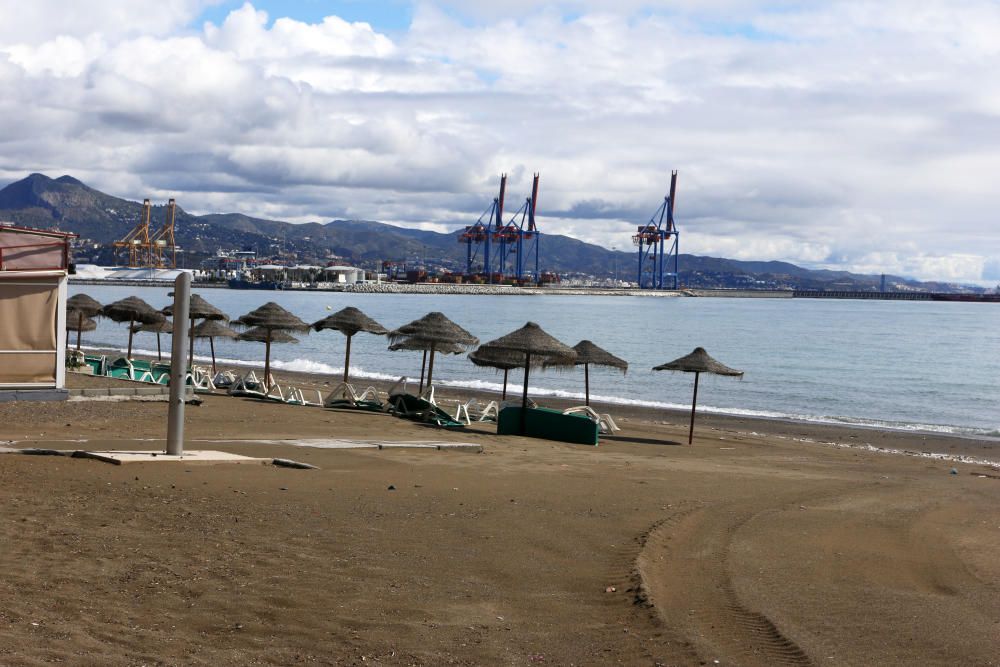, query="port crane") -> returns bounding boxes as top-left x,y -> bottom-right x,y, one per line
112,198 -> 180,268
113,199 -> 153,267
149,198 -> 177,268
491,173 -> 540,283
633,171 -> 679,289
459,174 -> 506,279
